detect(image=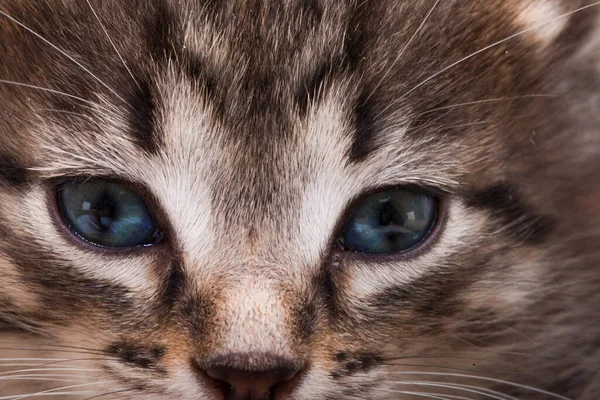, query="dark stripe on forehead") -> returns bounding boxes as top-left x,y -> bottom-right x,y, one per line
348,92 -> 379,163
344,0 -> 371,71
465,184 -> 555,244
0,152 -> 29,188
136,1 -> 220,154
127,78 -> 161,155
185,55 -> 219,103
295,0 -> 380,160
345,1 -> 382,163
145,1 -> 217,92
295,56 -> 348,116
126,1 -> 181,155
145,1 -> 182,63
293,0 -> 369,116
